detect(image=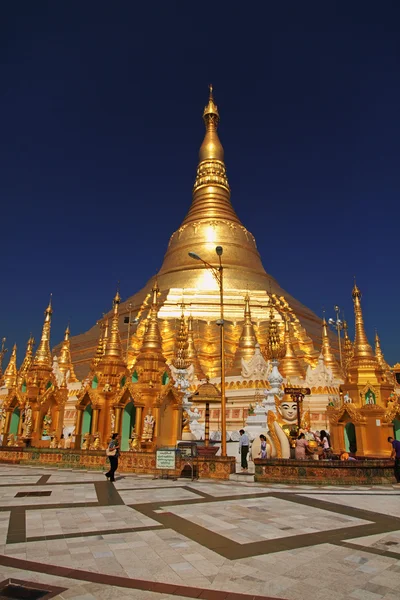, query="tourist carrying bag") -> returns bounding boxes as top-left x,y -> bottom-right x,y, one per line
106,447 -> 117,457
